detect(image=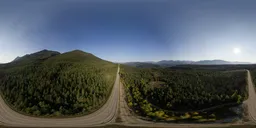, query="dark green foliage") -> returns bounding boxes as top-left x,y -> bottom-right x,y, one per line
120,65 -> 247,121
123,62 -> 160,68
250,69 -> 256,85
148,69 -> 247,111
0,50 -> 117,116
